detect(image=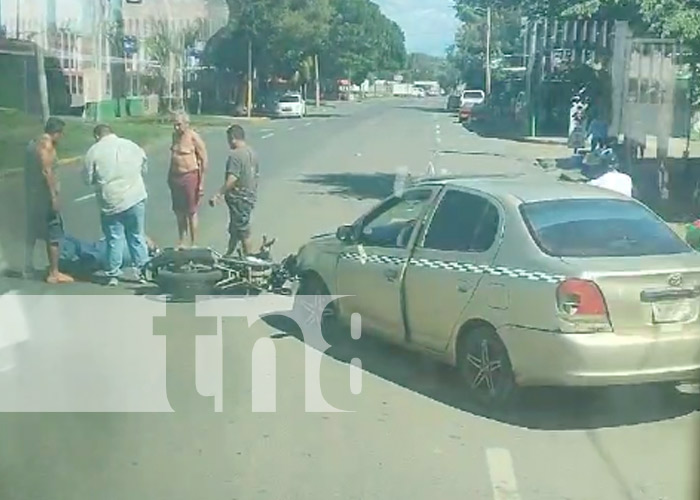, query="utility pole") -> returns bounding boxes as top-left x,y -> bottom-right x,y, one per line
95,0 -> 106,122
15,0 -> 20,38
36,42 -> 50,123
525,19 -> 538,136
315,53 -> 321,107
109,0 -> 126,114
247,37 -> 253,118
485,6 -> 492,95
